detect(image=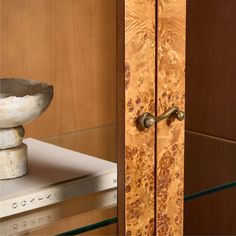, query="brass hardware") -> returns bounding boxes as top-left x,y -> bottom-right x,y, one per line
137,106 -> 185,130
